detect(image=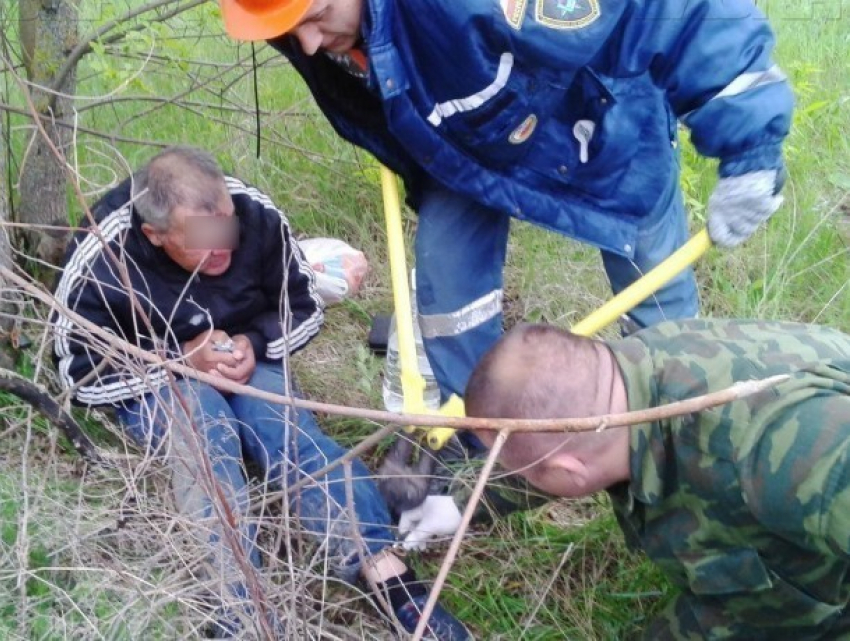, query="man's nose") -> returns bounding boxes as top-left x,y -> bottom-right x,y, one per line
293,25 -> 322,56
